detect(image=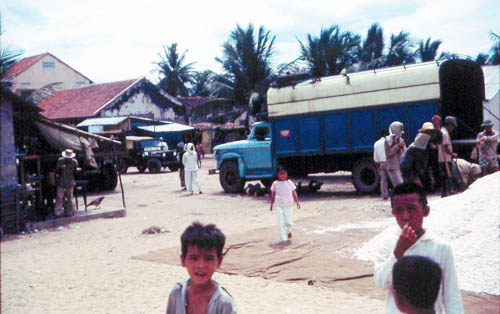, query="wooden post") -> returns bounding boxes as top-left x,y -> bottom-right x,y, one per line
111,136 -> 126,209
